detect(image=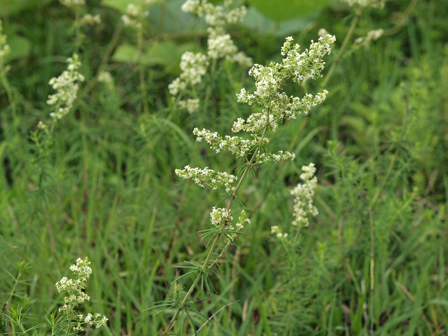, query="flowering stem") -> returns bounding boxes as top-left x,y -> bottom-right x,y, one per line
251,116 -> 310,214
162,109 -> 271,335
138,29 -> 150,114
321,11 -> 361,88
202,58 -> 217,115
252,20 -> 359,215
0,74 -> 16,116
